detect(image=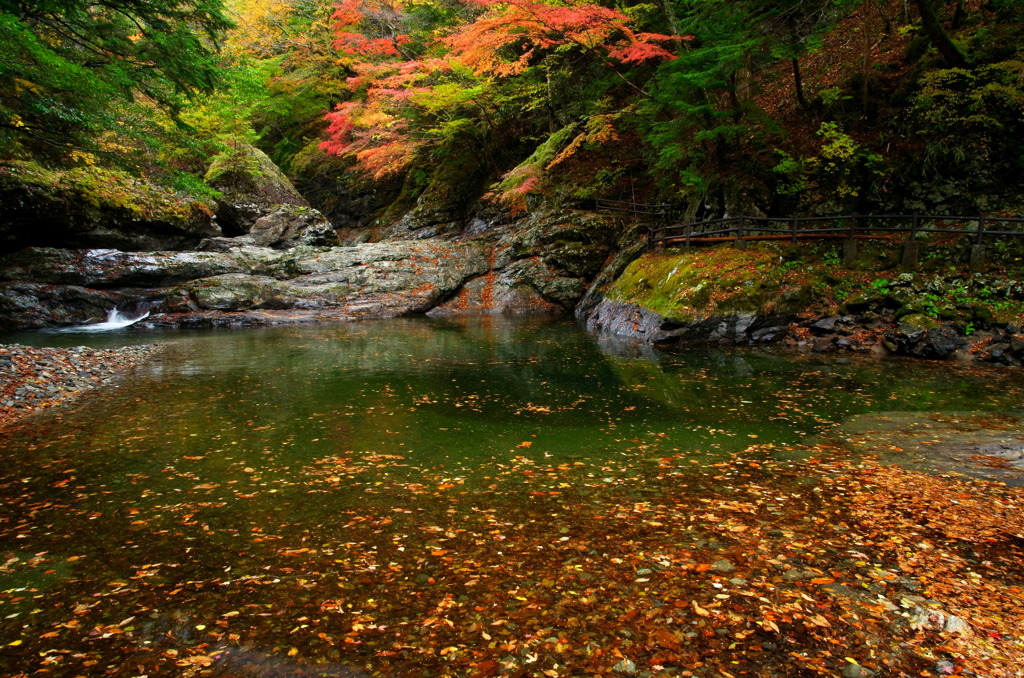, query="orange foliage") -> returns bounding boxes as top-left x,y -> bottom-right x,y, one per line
443,0 -> 678,76
320,0 -> 677,179
322,100 -> 424,178
331,0 -> 410,57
